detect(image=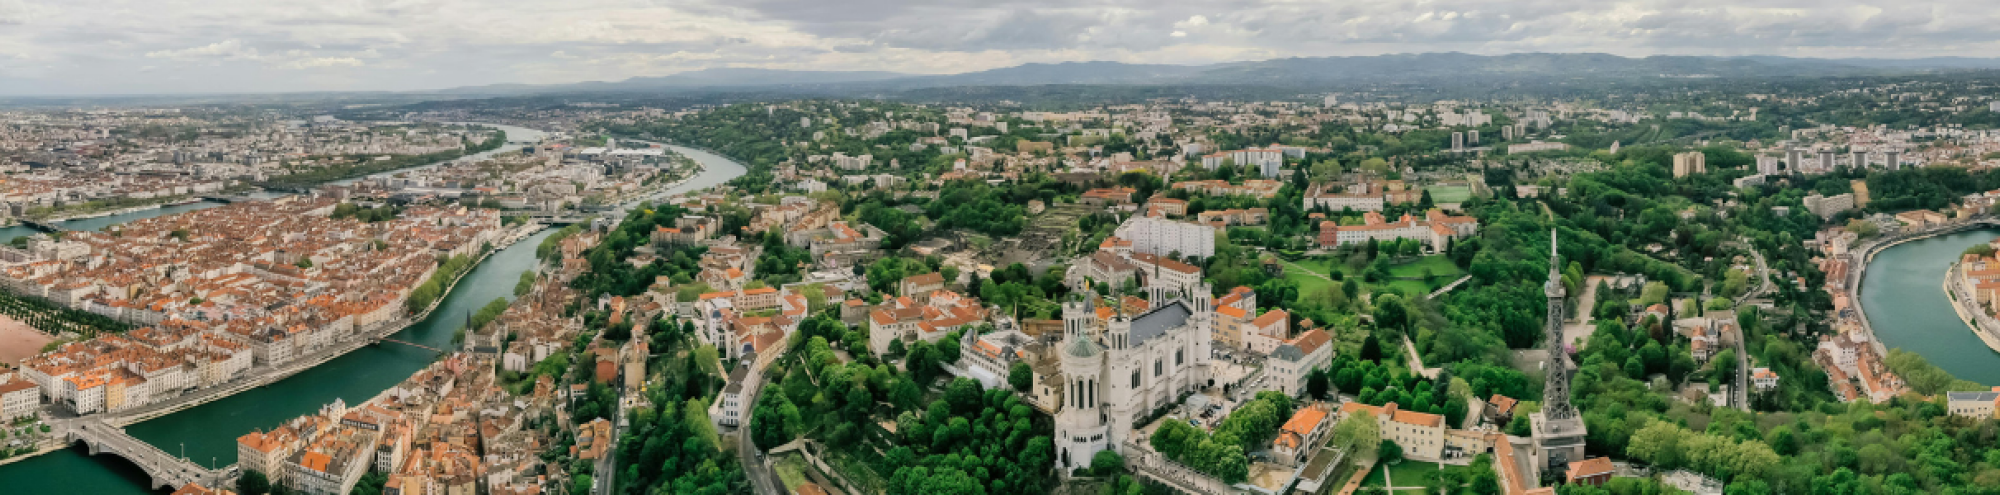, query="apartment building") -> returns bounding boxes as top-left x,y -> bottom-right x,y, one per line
1338,402 -> 1447,460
